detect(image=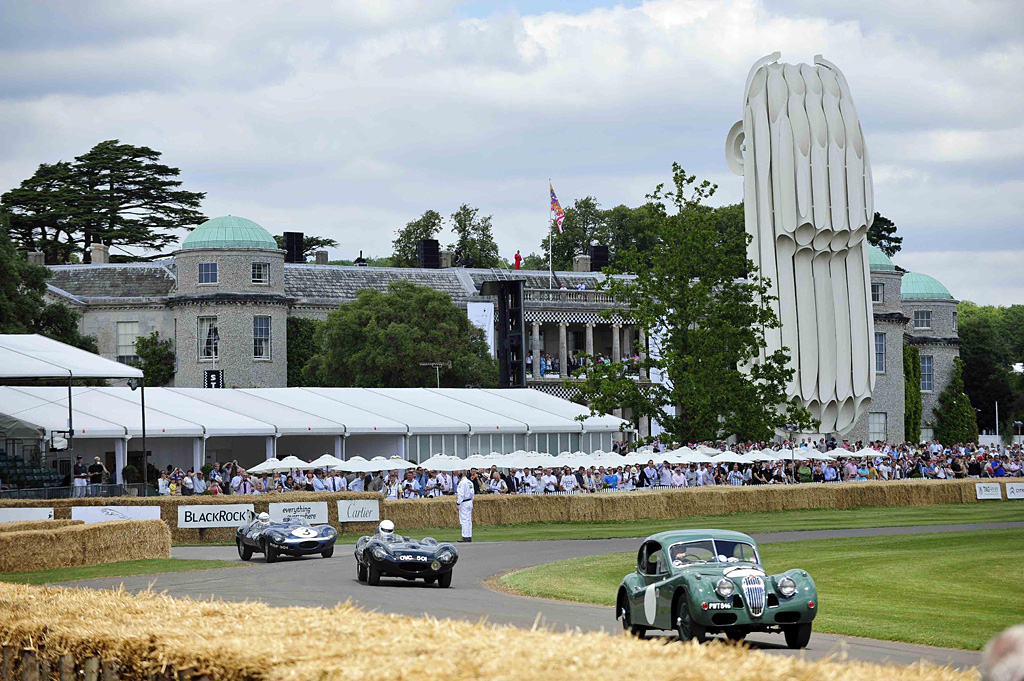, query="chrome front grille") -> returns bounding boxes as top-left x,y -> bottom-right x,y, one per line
742,576 -> 766,617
